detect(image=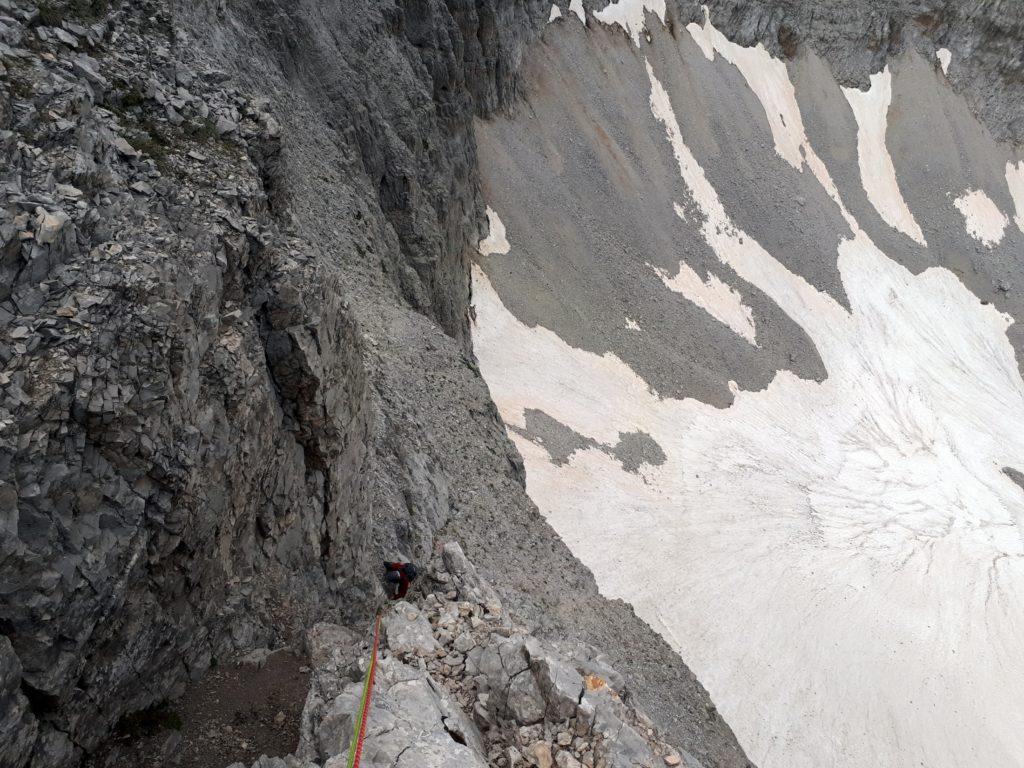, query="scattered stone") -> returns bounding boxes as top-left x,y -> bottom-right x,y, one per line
530,740 -> 555,768
216,115 -> 238,135
35,210 -> 69,244
506,669 -> 545,725
53,27 -> 78,47
55,184 -> 83,199
110,135 -> 139,157
72,54 -> 107,87
237,647 -> 273,669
